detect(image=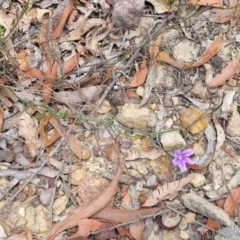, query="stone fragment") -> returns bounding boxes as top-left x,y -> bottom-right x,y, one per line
148,154 -> 174,181
162,211 -> 181,228
81,147 -> 91,160
193,143 -> 205,156
0,150 -> 15,162
165,118 -> 173,128
190,173 -> 206,187
78,174 -> 109,203
178,217 -> 188,230
116,103 -> 156,130
34,205 -> 50,234
179,107 -> 209,134
182,193 -> 231,226
180,230 -> 189,239
53,195 -> 68,215
191,81 -> 207,98
23,183 -> 37,196
70,168 -> 86,185
97,99 -> 111,114
185,212 -> 196,224
136,86 -> 144,97
226,110 -> 240,137
160,131 -> 186,151
162,229 -> 180,240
